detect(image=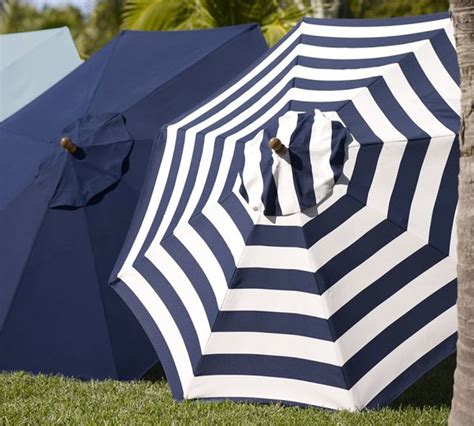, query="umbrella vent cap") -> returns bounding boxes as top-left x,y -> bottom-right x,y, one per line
60,136 -> 77,154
